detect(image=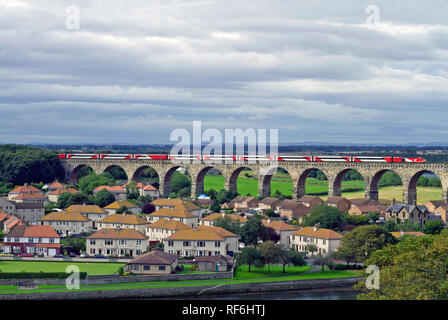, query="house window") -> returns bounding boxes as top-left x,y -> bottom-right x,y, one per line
119,240 -> 127,246
143,266 -> 150,271
105,240 -> 113,246
159,266 -> 166,271
132,265 -> 139,271
214,242 -> 220,248
136,240 -> 142,246
183,241 -> 190,247
90,240 -> 96,245
29,238 -> 34,243
197,241 -> 205,247
49,238 -> 54,243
